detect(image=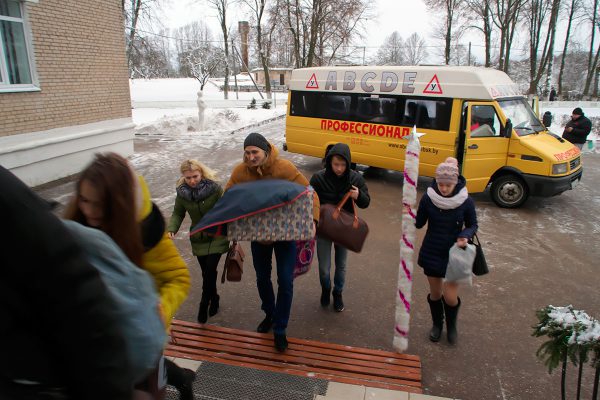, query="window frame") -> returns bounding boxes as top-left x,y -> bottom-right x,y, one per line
0,0 -> 39,93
